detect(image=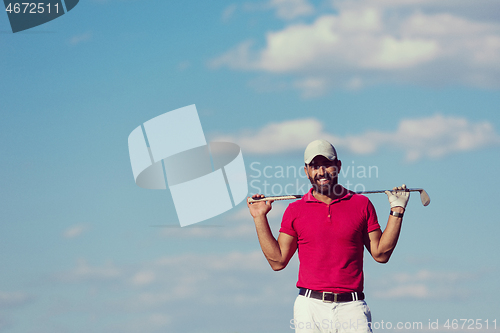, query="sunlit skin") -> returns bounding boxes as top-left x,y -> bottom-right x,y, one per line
304,155 -> 343,204
248,153 -> 406,269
